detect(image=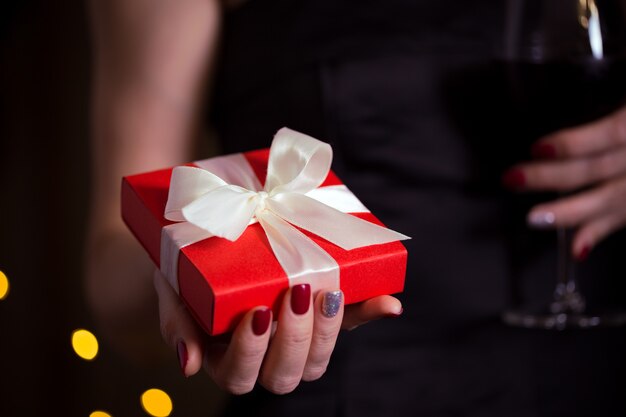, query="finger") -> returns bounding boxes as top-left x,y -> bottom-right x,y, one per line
532,106 -> 626,158
527,187 -> 610,229
506,147 -> 626,192
302,290 -> 344,382
153,269 -> 205,377
207,306 -> 272,395
571,213 -> 626,262
527,176 -> 626,229
342,295 -> 403,331
259,284 -> 313,395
